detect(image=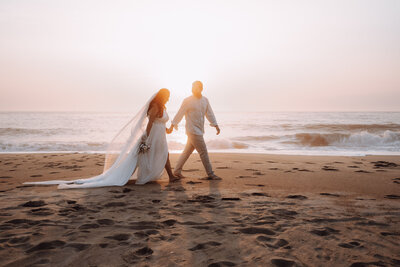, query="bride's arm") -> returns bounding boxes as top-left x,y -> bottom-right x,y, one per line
146,105 -> 159,137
